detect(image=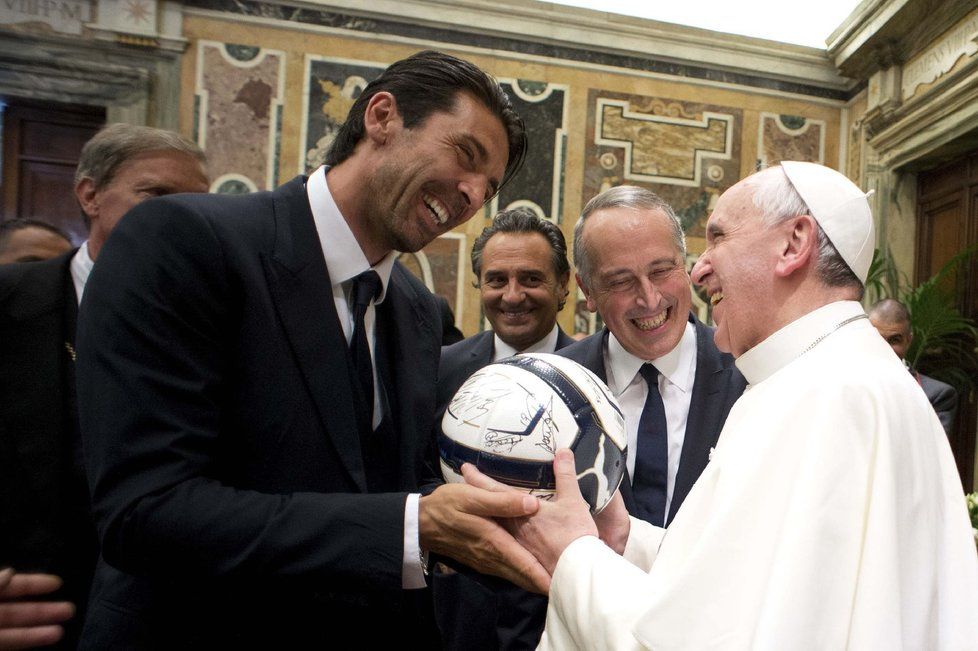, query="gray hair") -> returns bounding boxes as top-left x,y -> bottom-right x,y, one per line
743,166 -> 863,297
75,123 -> 206,190
574,185 -> 685,288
